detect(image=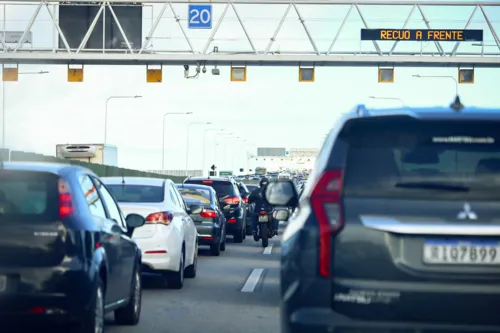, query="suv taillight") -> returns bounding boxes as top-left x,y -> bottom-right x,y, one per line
58,178 -> 73,219
310,169 -> 344,278
200,209 -> 216,218
224,197 -> 240,205
145,212 -> 174,225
